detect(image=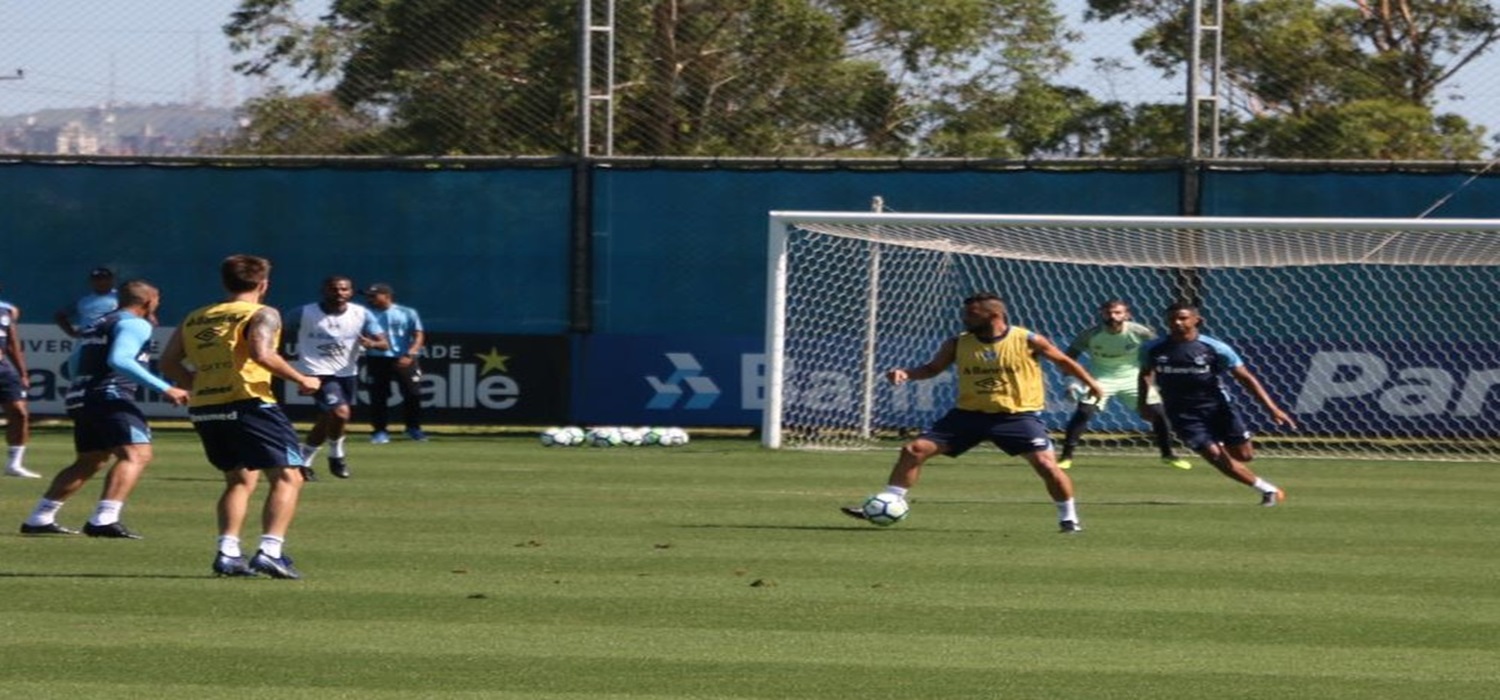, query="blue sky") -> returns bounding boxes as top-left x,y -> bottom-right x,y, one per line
0,0 -> 328,113
2,0 -> 1496,152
